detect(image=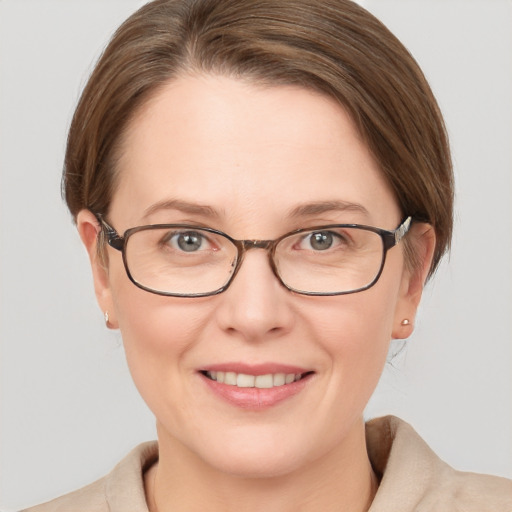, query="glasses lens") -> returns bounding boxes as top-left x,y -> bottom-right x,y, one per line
274,226 -> 384,294
122,225 -> 385,296
124,227 -> 238,296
